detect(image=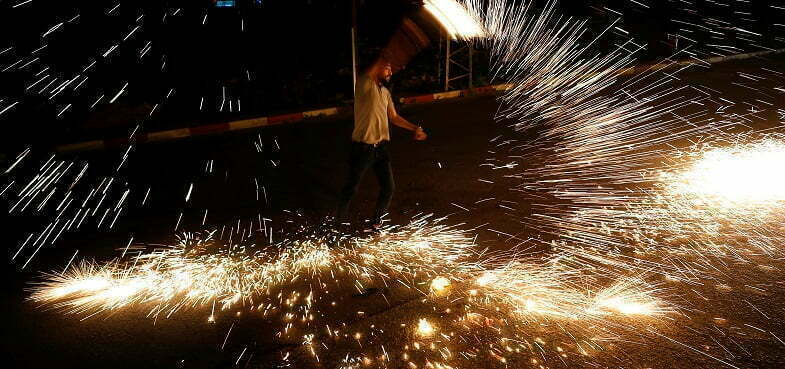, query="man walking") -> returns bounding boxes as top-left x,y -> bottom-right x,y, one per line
335,60 -> 427,230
